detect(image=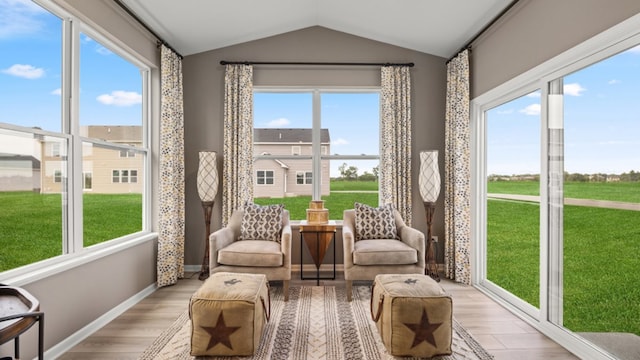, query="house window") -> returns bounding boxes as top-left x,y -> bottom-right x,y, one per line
253,90 -> 380,219
296,171 -> 312,185
120,149 -> 136,158
256,170 -> 274,185
473,25 -> 640,357
83,172 -> 92,190
0,2 -> 150,273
